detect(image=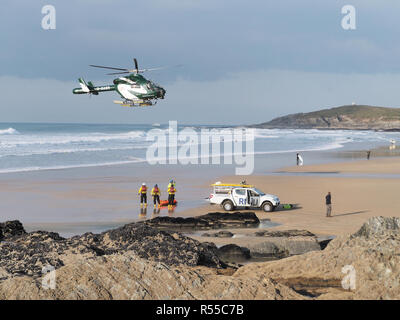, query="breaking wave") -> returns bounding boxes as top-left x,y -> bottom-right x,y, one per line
0,128 -> 19,135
